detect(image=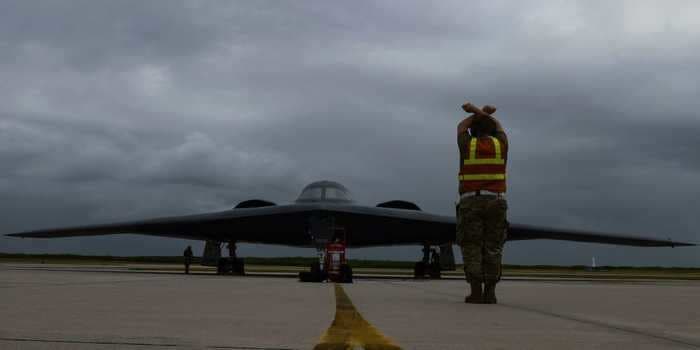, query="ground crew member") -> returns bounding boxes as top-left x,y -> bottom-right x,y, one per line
430,248 -> 440,267
183,245 -> 193,274
456,101 -> 508,304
